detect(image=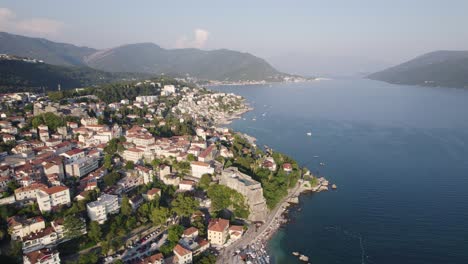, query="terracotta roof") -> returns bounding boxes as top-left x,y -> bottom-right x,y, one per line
64,148 -> 84,156
42,185 -> 69,195
191,161 -> 210,167
229,225 -> 244,232
139,253 -> 164,264
208,218 -> 229,233
25,248 -> 58,264
183,227 -> 198,236
147,188 -> 161,196
174,244 -> 191,256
